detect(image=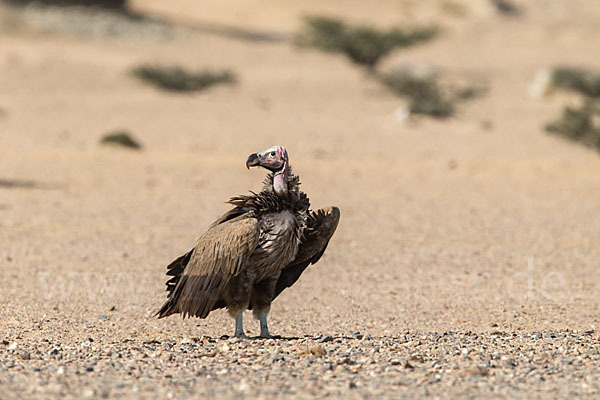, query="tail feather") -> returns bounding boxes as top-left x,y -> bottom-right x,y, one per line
156,274 -> 226,319
156,250 -> 193,318
156,249 -> 228,319
156,274 -> 188,318
164,250 -> 193,294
